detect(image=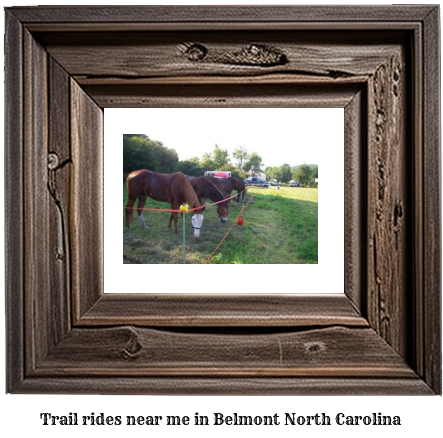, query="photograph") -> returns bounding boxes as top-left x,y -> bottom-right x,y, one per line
121,109 -> 322,265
